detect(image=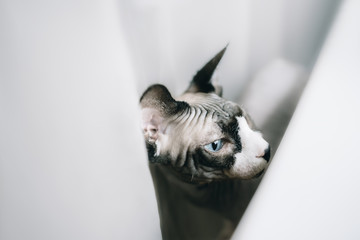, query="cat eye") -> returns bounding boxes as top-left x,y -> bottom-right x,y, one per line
204,139 -> 223,152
